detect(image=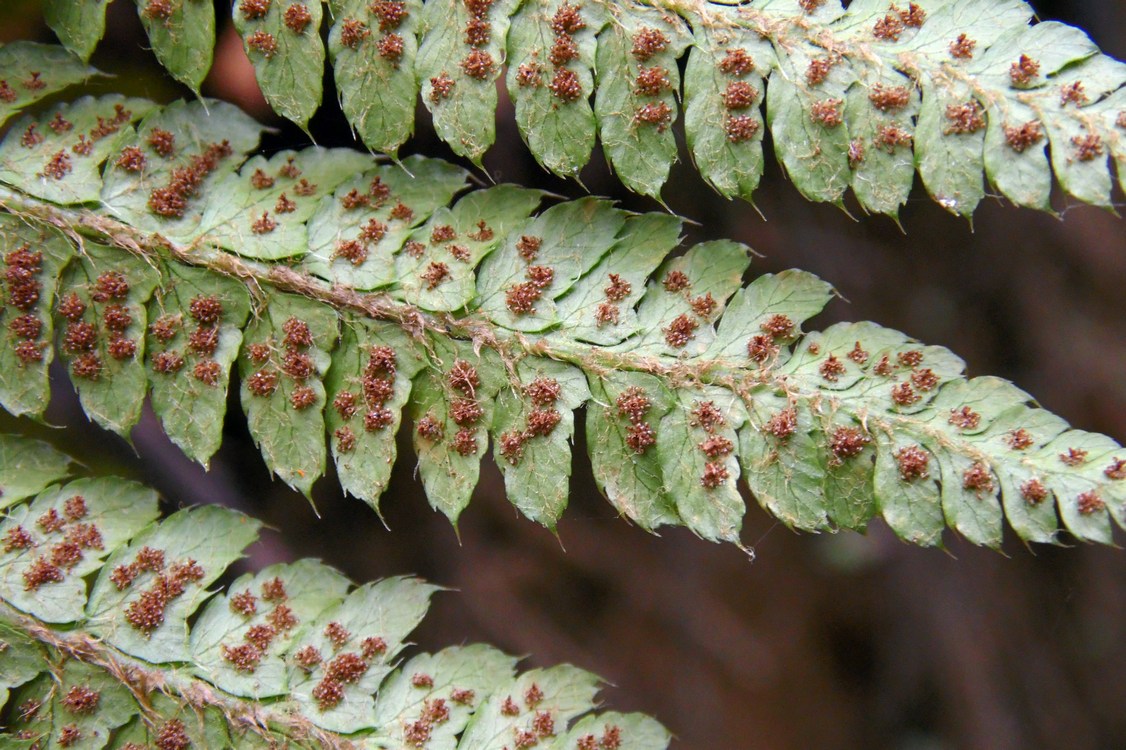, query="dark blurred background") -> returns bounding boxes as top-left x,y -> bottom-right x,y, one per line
2,1 -> 1124,747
